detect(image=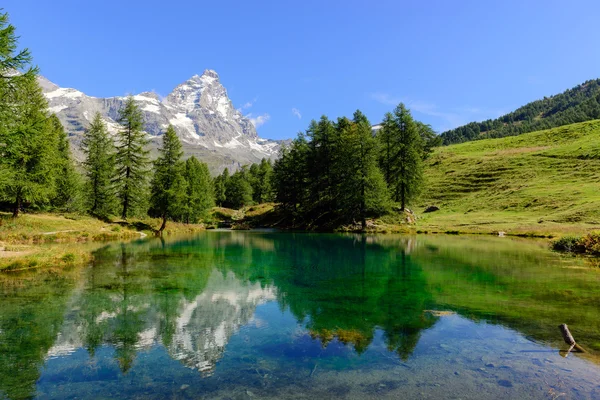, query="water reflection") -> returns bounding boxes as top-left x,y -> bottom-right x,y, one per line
1,232 -> 600,399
